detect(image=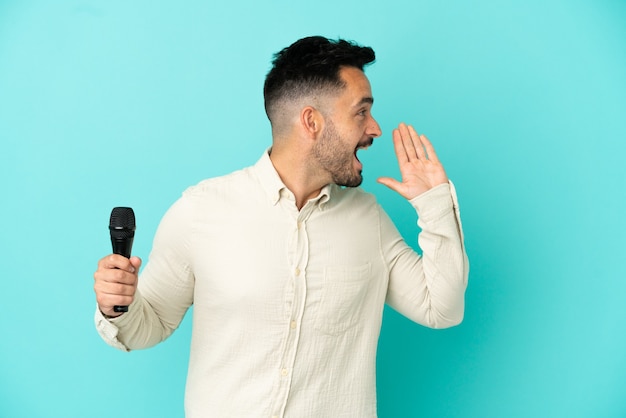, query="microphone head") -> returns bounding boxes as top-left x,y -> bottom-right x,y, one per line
109,207 -> 136,239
